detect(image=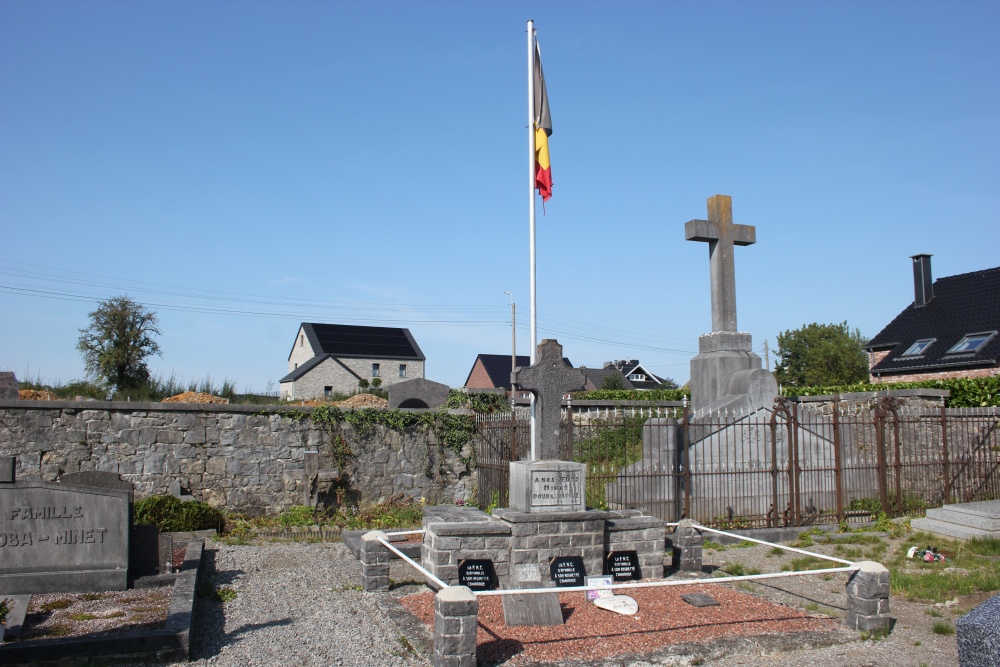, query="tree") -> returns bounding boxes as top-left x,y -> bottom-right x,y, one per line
77,296 -> 161,391
774,322 -> 869,388
601,373 -> 625,390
